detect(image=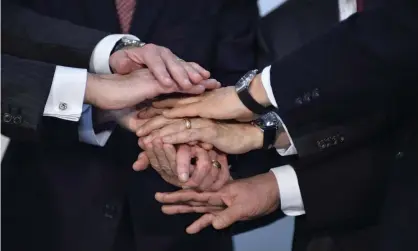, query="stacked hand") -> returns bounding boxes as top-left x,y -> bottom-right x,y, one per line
154,171 -> 280,234
85,43 -> 221,111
